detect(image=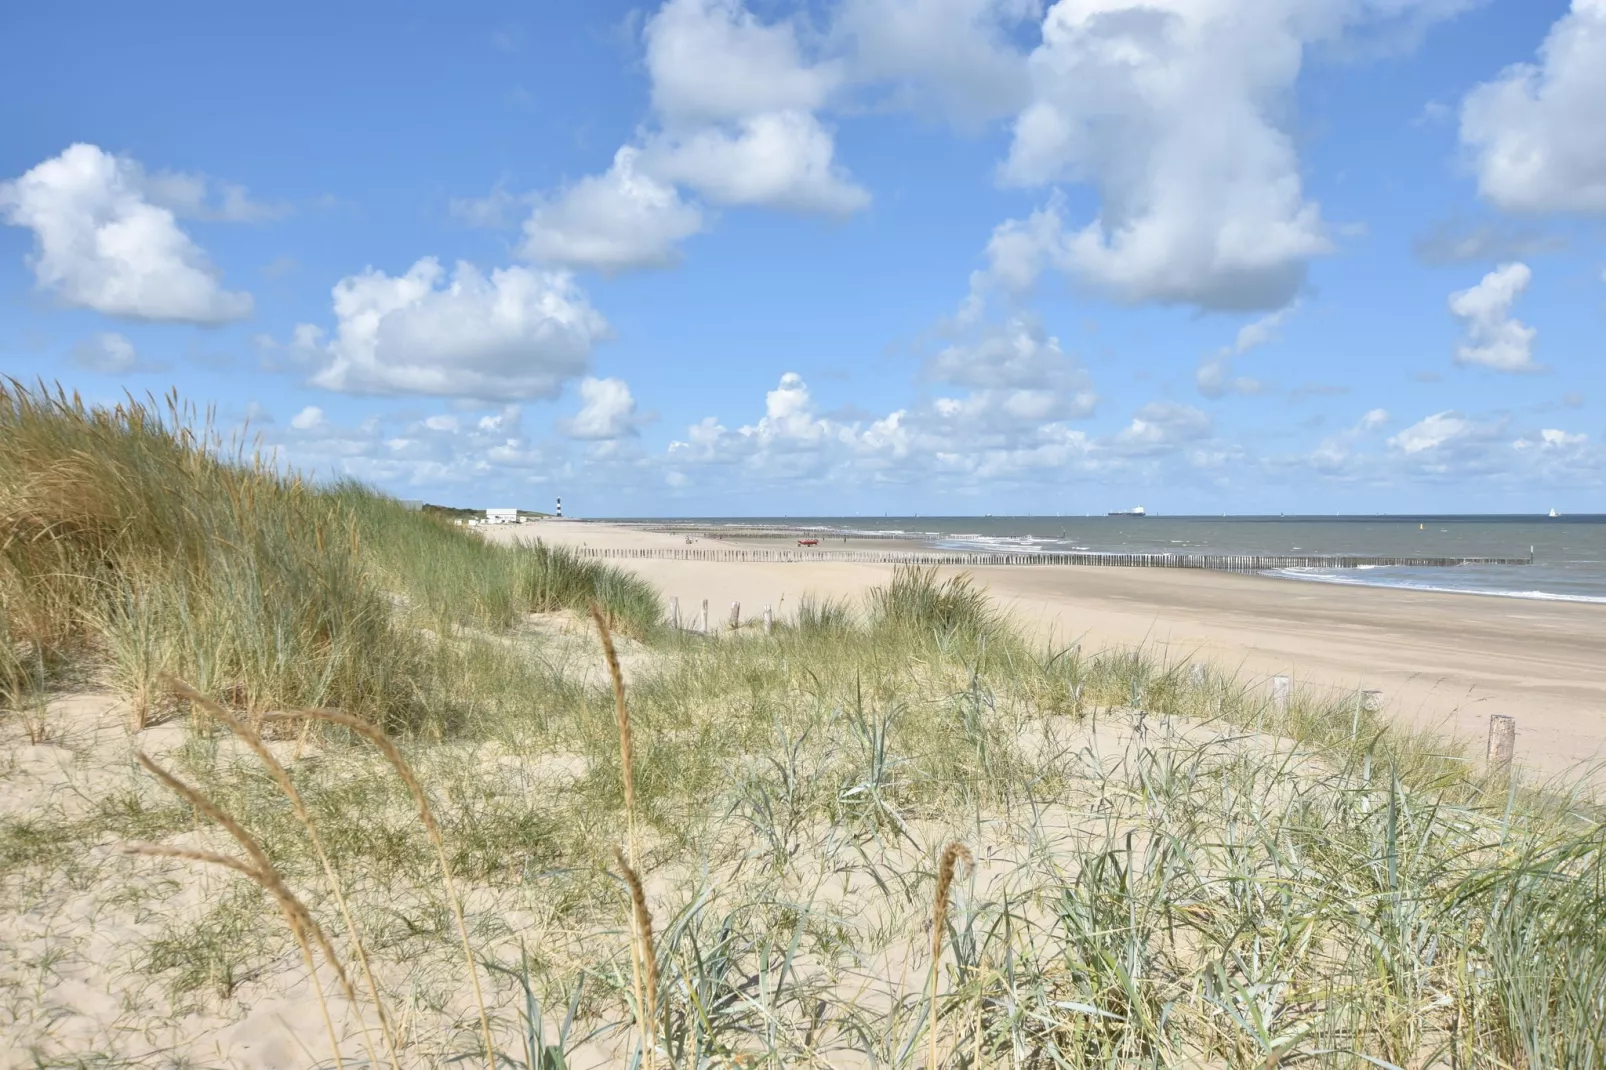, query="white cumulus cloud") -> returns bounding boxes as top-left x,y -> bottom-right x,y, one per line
1388,411 -> 1475,454
831,0 -> 1036,125
1461,0 -> 1606,213
0,143 -> 253,323
668,372 -> 913,481
303,257 -> 608,400
271,402 -> 564,489
928,316 -> 1083,390
1448,262 -> 1539,372
1196,305 -> 1297,398
993,1 -> 1336,311
290,405 -> 328,431
513,0 -> 868,273
1116,402 -> 1213,452
69,332 -> 142,373
521,147 -> 704,272
643,111 -> 868,215
926,316 -> 1098,425
561,377 -> 645,440
1526,428 -> 1589,449
645,0 -> 841,124
1307,407 -> 1388,470
640,0 -> 866,214
666,373 -> 1244,495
